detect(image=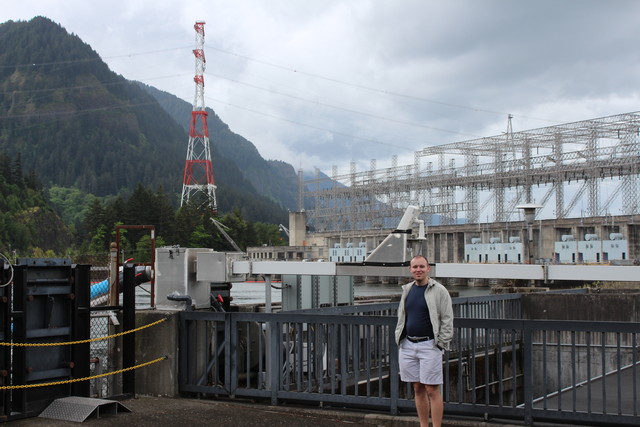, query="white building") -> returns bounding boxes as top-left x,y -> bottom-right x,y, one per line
329,242 -> 367,262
